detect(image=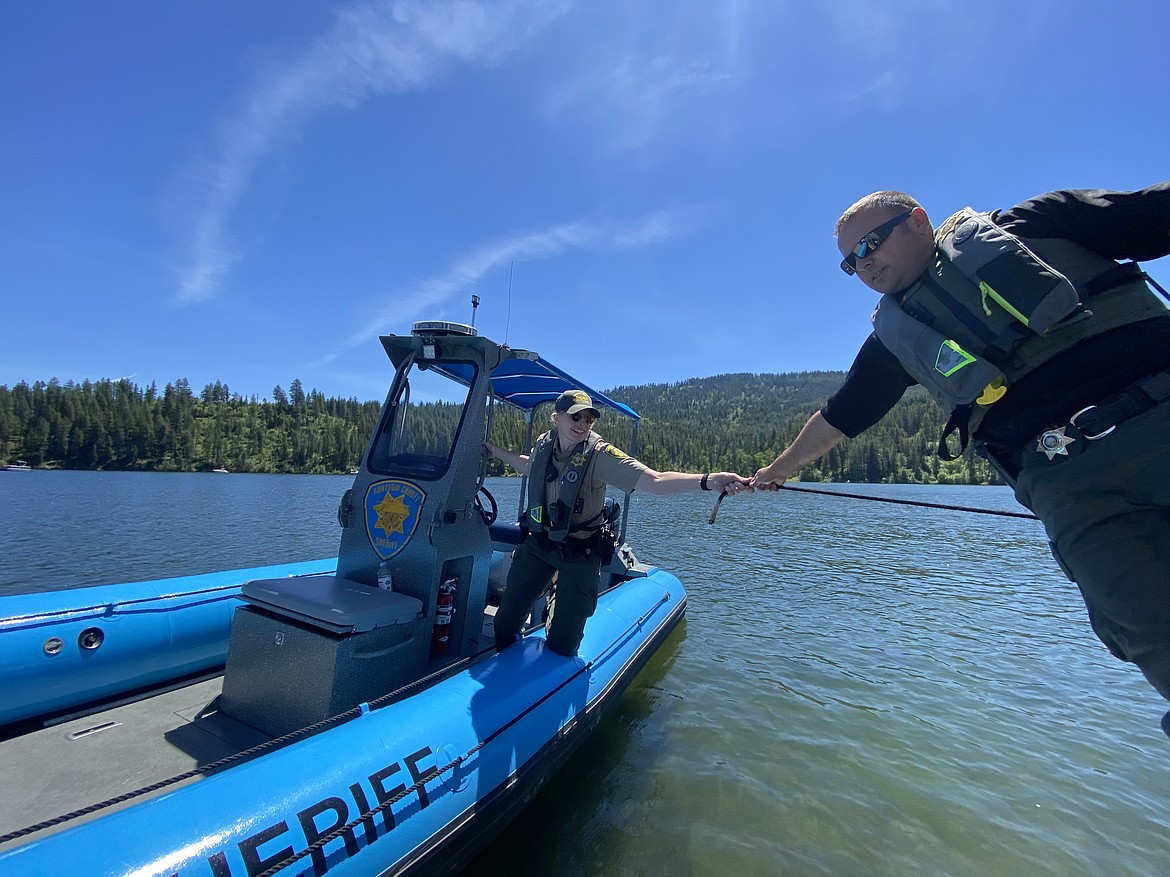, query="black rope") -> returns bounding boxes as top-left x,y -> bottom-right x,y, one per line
6,568 -> 335,627
707,489 -> 727,524
709,482 -> 1038,523
0,707 -> 360,846
777,484 -> 1037,519
5,586 -> 242,627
